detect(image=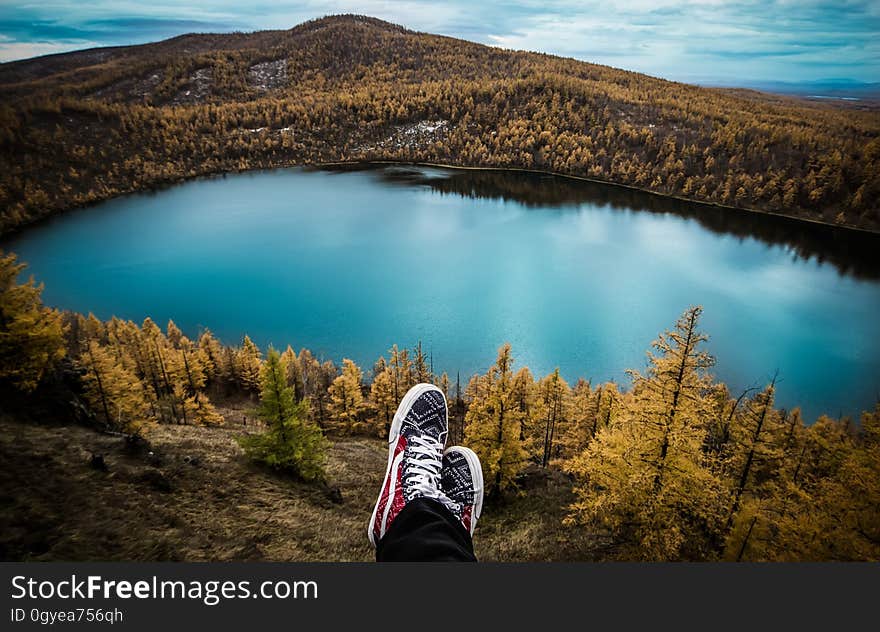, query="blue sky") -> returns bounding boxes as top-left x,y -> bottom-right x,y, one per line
0,1 -> 877,84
